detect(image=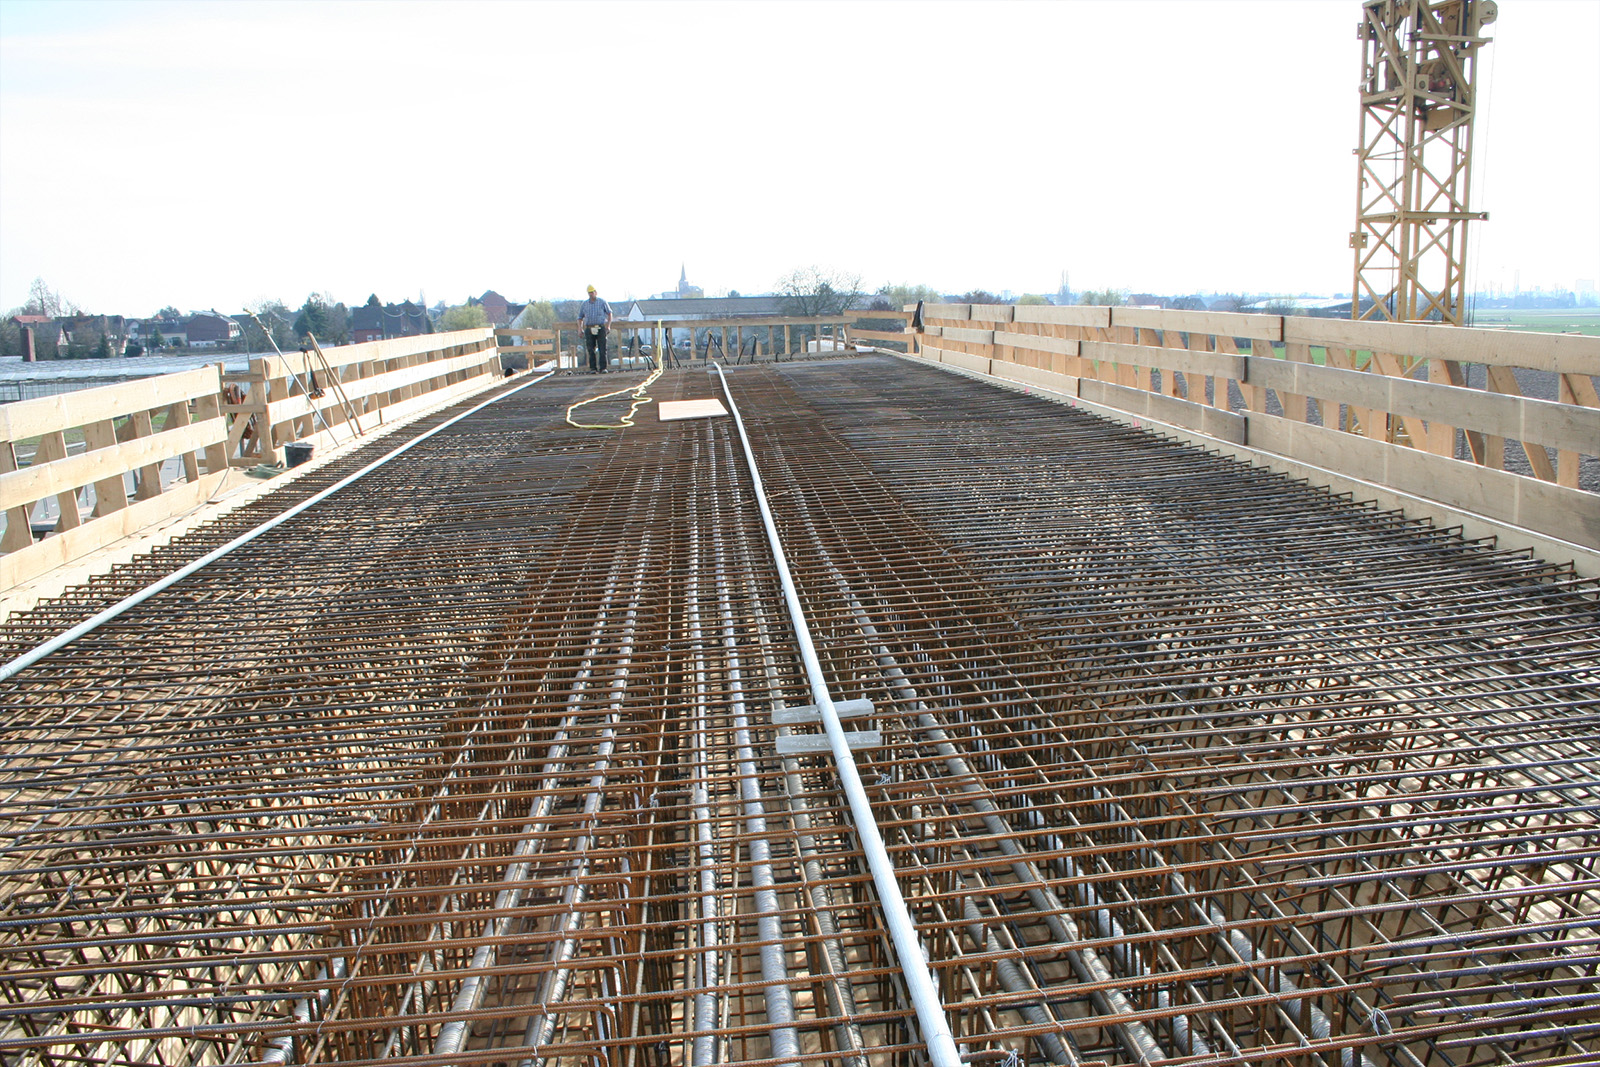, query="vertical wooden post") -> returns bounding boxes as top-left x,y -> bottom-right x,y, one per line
83,419 -> 130,516
28,432 -> 82,532
125,409 -> 164,501
195,382 -> 229,474
165,400 -> 201,483
1217,336 -> 1257,413
1,443 -> 35,551
1425,358 -> 1463,456
1555,372 -> 1598,488
257,357 -> 287,466
1282,342 -> 1314,424
1176,330 -> 1209,401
